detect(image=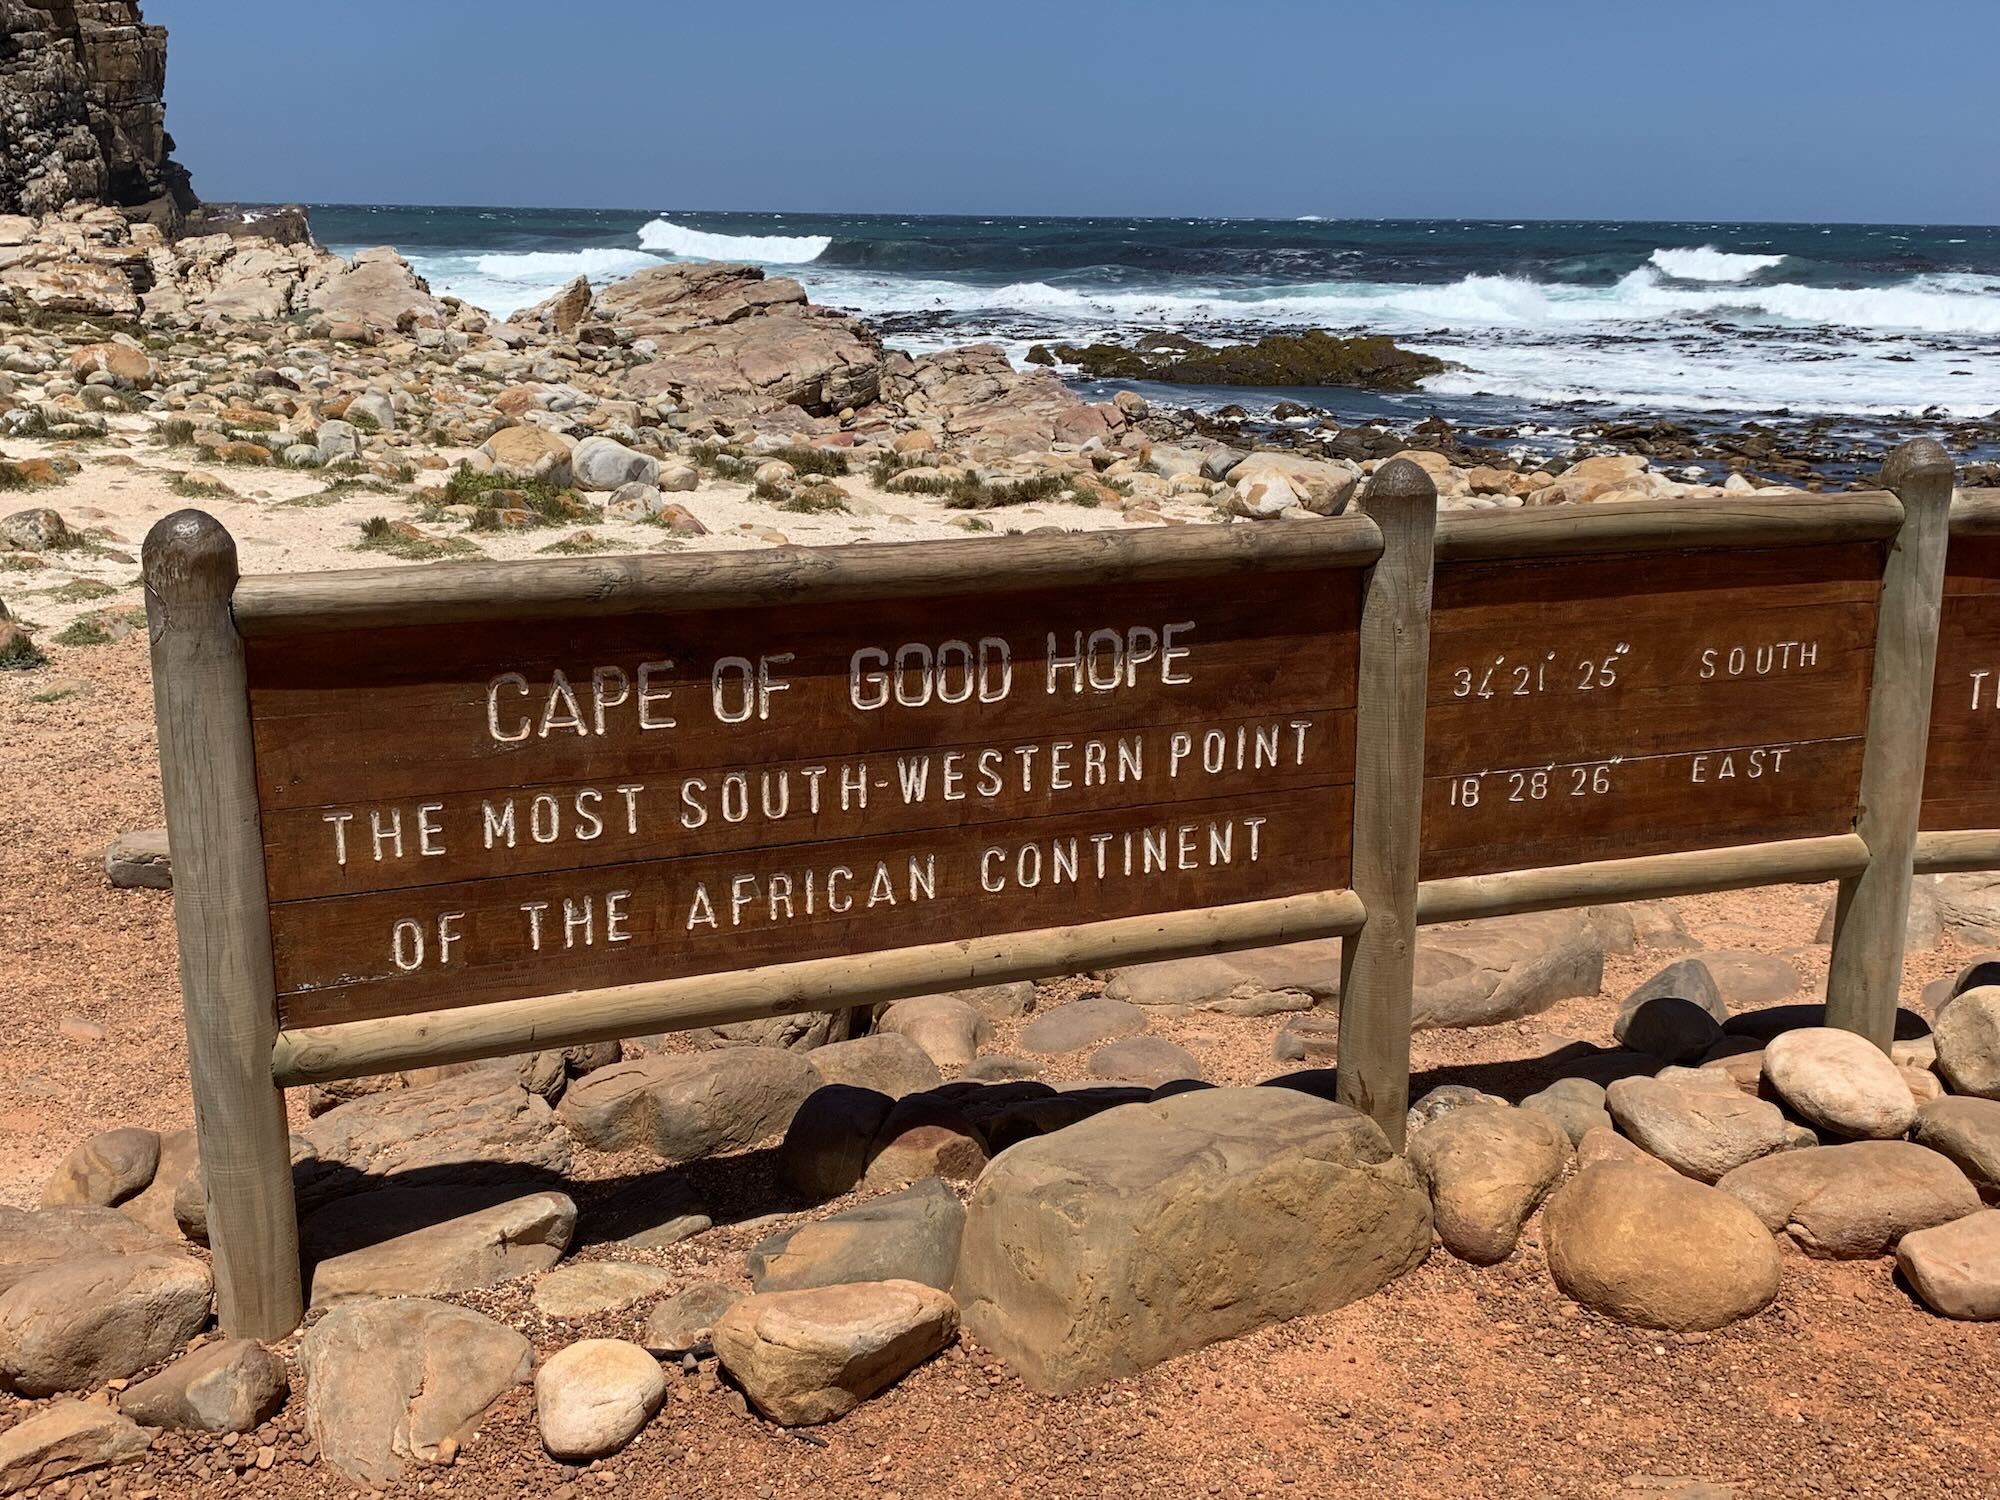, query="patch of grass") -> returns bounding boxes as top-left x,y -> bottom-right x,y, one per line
438,462 -> 598,528
355,516 -> 480,562
168,474 -> 232,500
689,444 -> 755,481
0,632 -> 46,670
54,609 -> 141,647
888,468 -> 1066,510
751,478 -> 788,504
157,417 -> 197,447
0,465 -> 31,492
537,531 -> 636,557
283,475 -> 396,509
772,446 -> 850,478
7,409 -> 50,439
956,516 -> 995,532
29,685 -> 73,703
777,487 -> 851,515
868,450 -> 923,487
1,555 -> 47,573
49,578 -> 116,603
345,409 -> 381,434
